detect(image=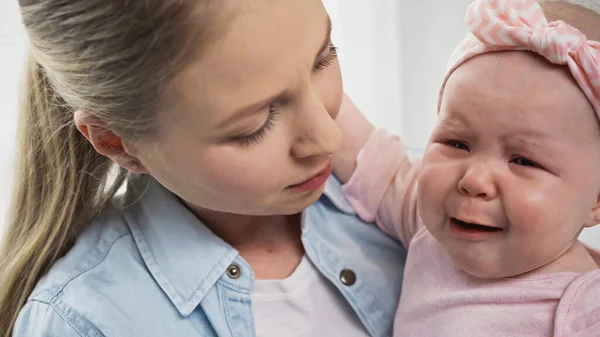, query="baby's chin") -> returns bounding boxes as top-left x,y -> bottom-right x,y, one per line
448,251 -> 538,279
459,265 -> 516,279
